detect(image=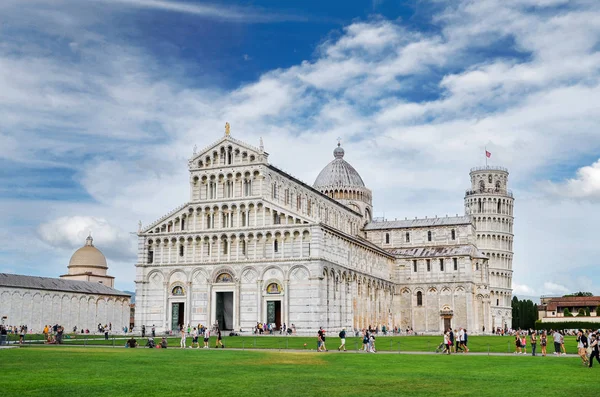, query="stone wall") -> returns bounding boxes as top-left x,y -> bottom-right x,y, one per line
0,287 -> 130,333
